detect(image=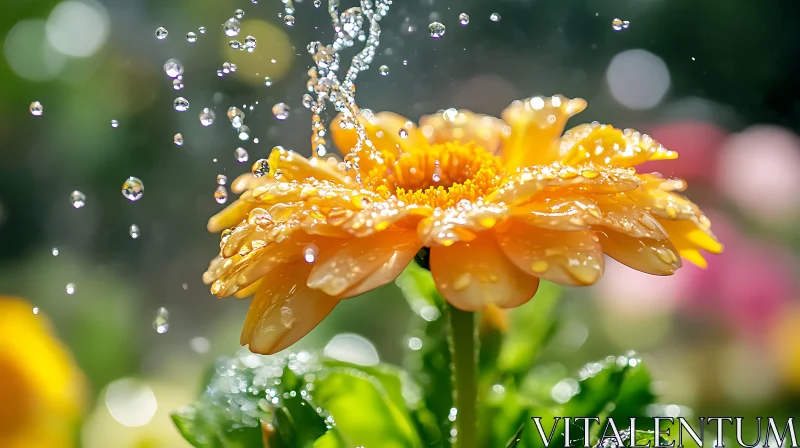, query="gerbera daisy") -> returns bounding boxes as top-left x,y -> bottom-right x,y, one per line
204,95 -> 722,355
